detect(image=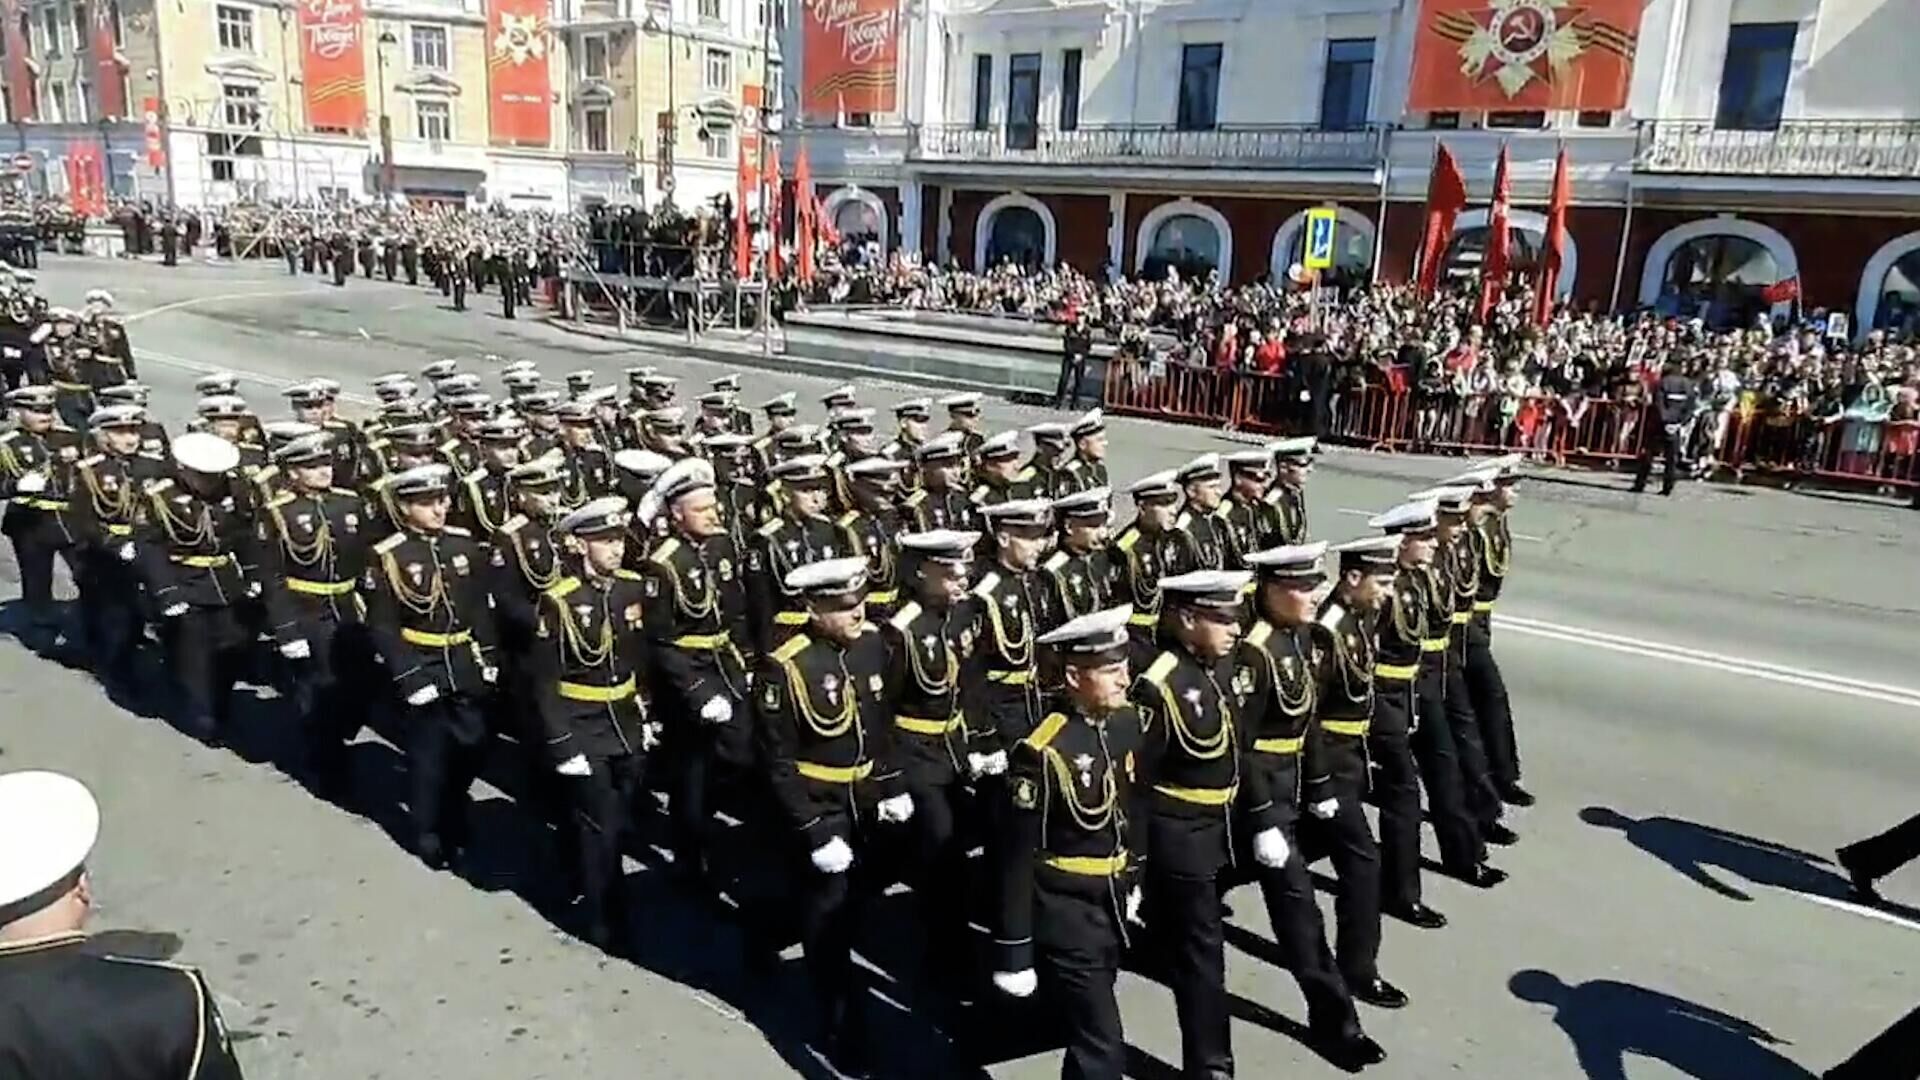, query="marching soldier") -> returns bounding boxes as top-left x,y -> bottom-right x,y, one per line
1110,471 -> 1181,671
67,404 -> 168,690
92,384 -> 169,457
1070,408 -> 1110,490
555,400 -> 616,507
746,454 -> 845,656
1027,423 -> 1083,499
972,433 -> 1033,509
1234,543 -> 1388,1067
1266,437 -> 1314,545
255,433 -> 376,784
1,386 -> 81,648
1164,453 -> 1230,575
1218,450 -> 1281,570
284,380 -> 365,490
836,457 -> 908,621
362,463 -> 500,870
941,392 -> 987,458
903,433 -> 975,532
991,605 -> 1145,1080
365,424 -> 443,531
1454,457 -> 1531,806
884,398 -> 932,476
751,391 -> 800,475
754,555 -> 912,1076
1037,487 -> 1115,633
700,433 -> 761,547
970,499 -> 1052,744
706,374 -> 754,435
529,495 -> 660,950
134,433 -> 257,745
456,416 -> 527,538
1131,569 -> 1253,1080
